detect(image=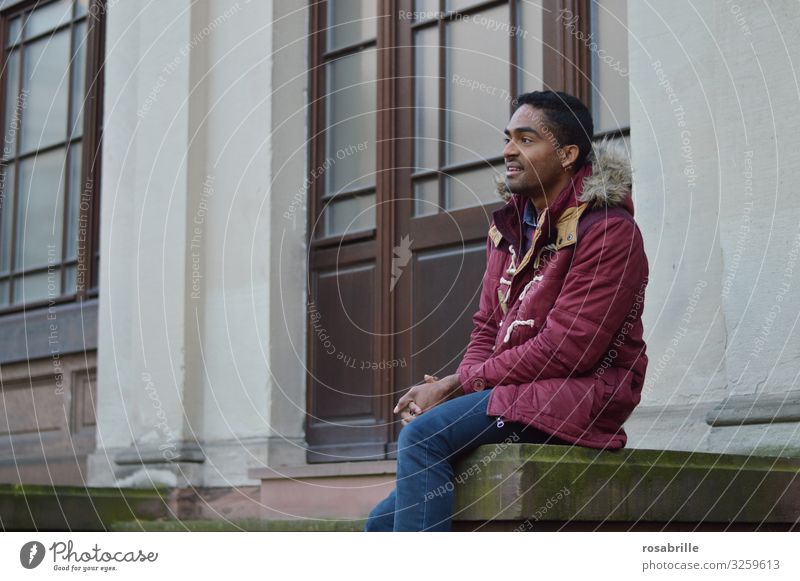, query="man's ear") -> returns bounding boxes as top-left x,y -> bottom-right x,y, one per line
559,144 -> 580,170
